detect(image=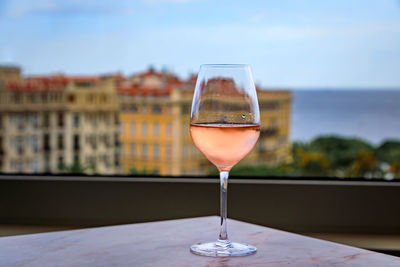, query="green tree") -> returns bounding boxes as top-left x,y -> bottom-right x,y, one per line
390,162 -> 400,178
348,150 -> 378,178
294,148 -> 330,177
376,140 -> 400,163
309,136 -> 374,170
